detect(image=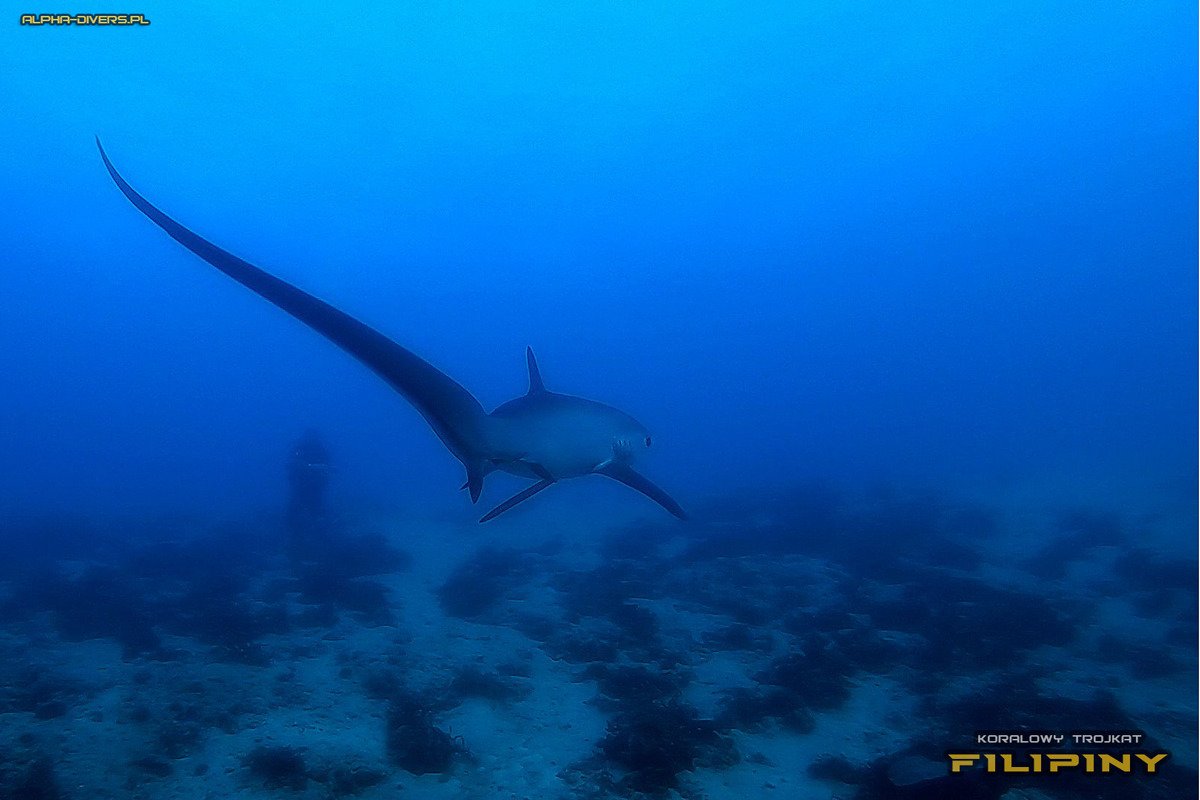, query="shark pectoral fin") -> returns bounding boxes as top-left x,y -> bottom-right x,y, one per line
479,478 -> 555,523
595,463 -> 688,520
